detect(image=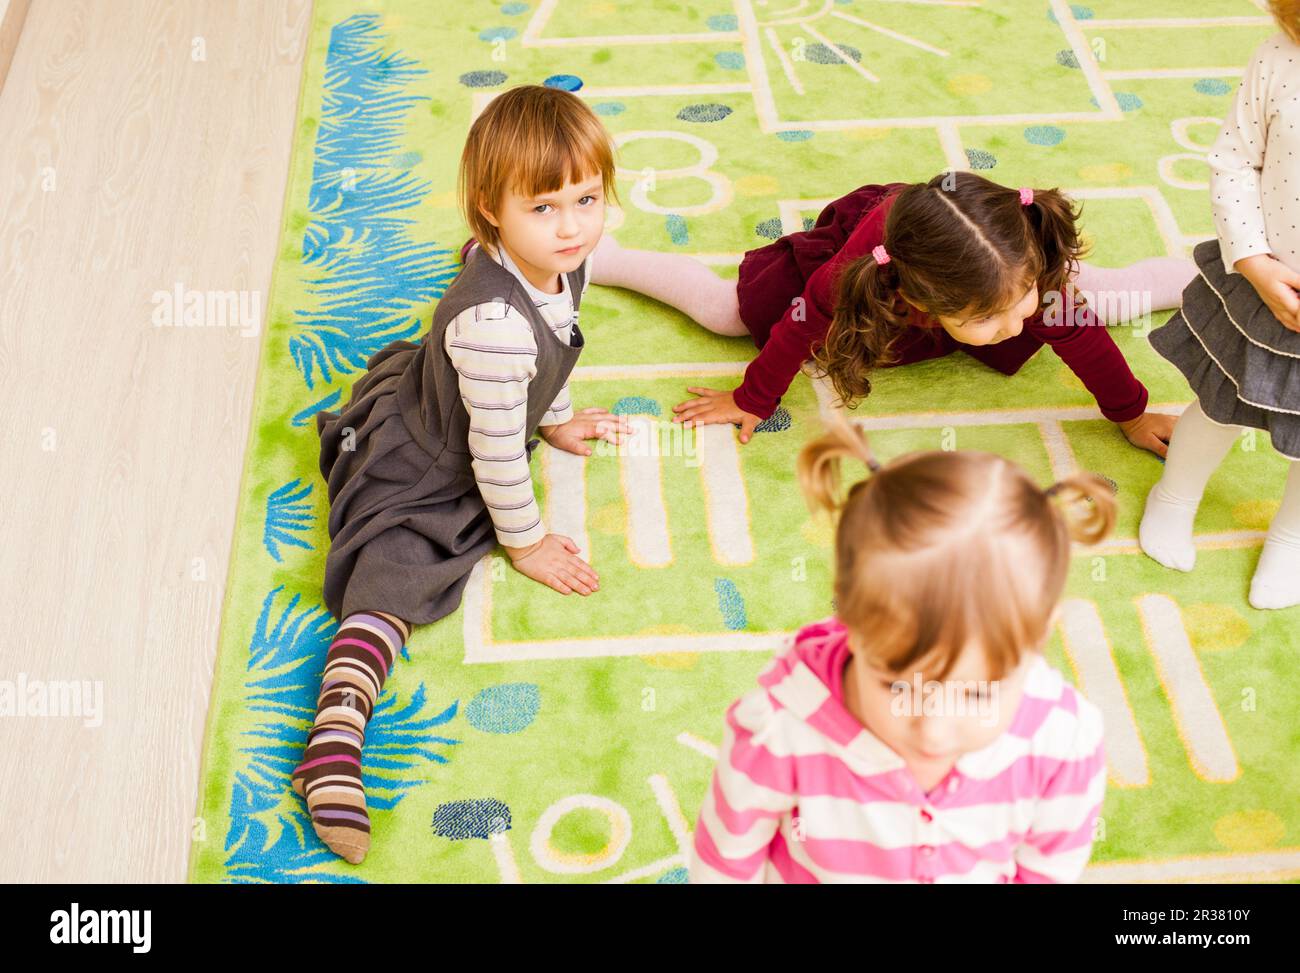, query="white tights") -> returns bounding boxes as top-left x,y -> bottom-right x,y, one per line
1139,398 -> 1300,610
